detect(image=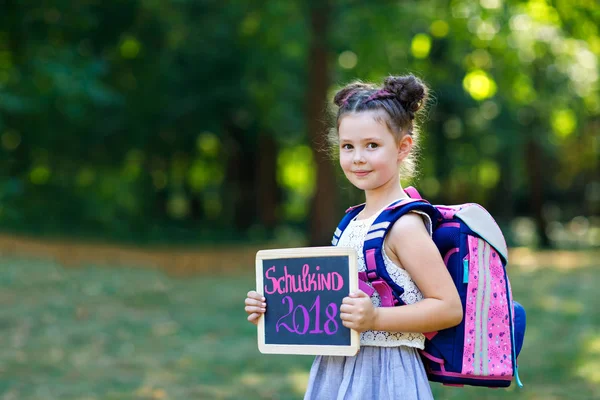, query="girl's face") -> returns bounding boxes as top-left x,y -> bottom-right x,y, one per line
338,112 -> 411,193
